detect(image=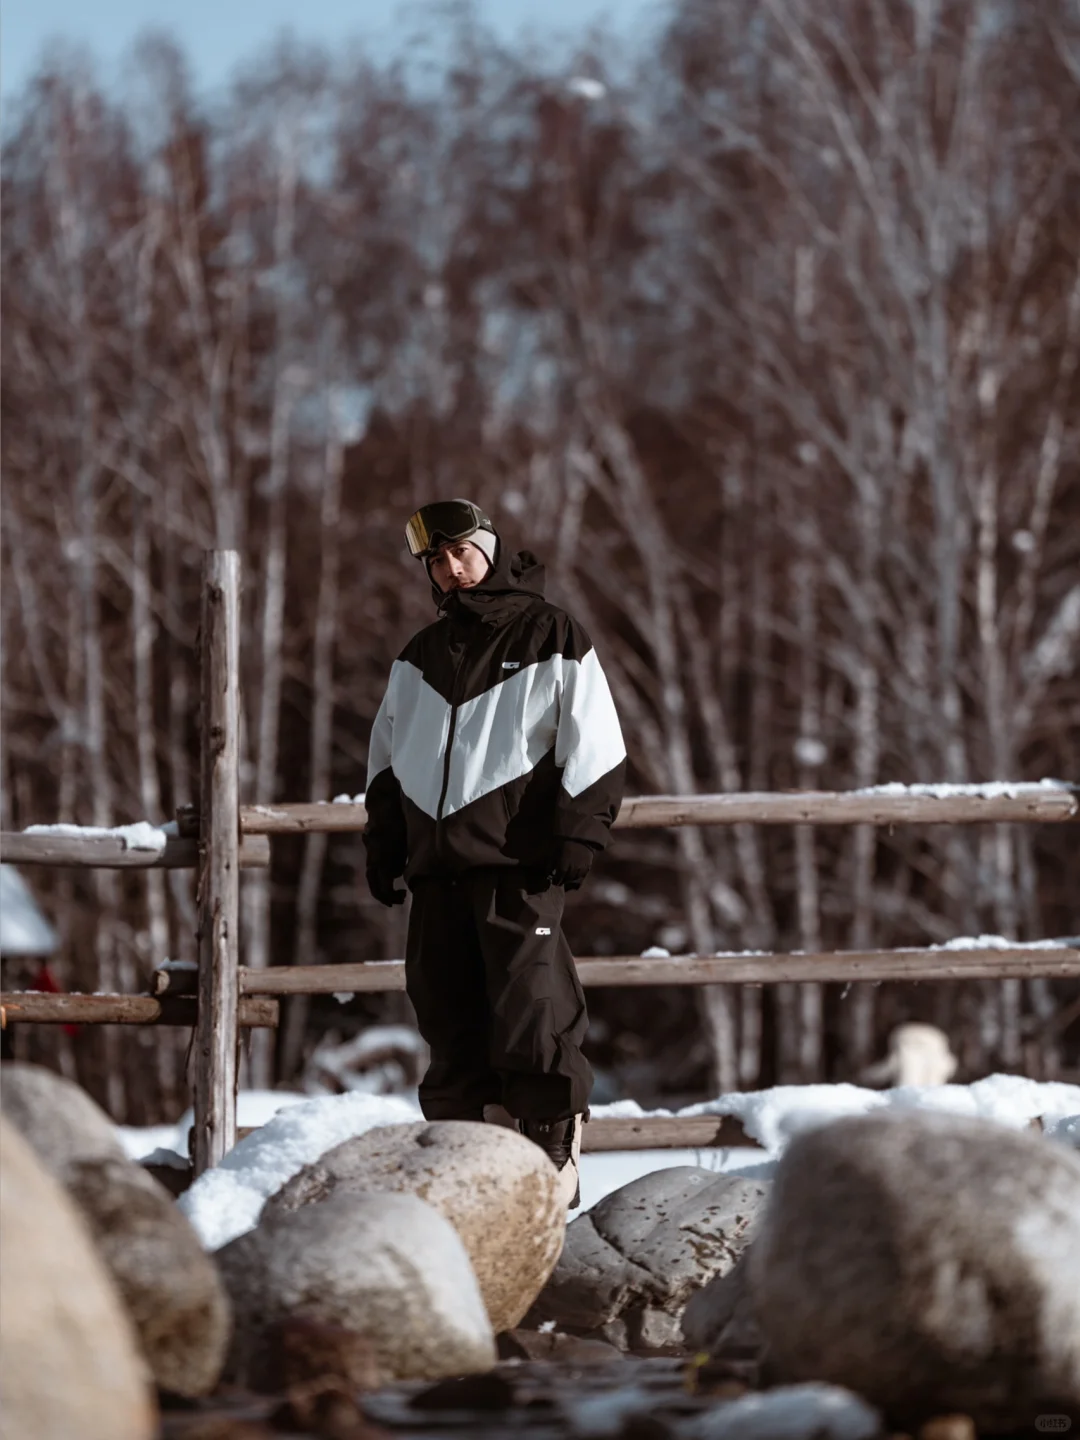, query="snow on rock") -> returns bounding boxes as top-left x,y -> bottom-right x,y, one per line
23,821 -> 167,852
136,1078 -> 1080,1246
178,1092 -> 420,1250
